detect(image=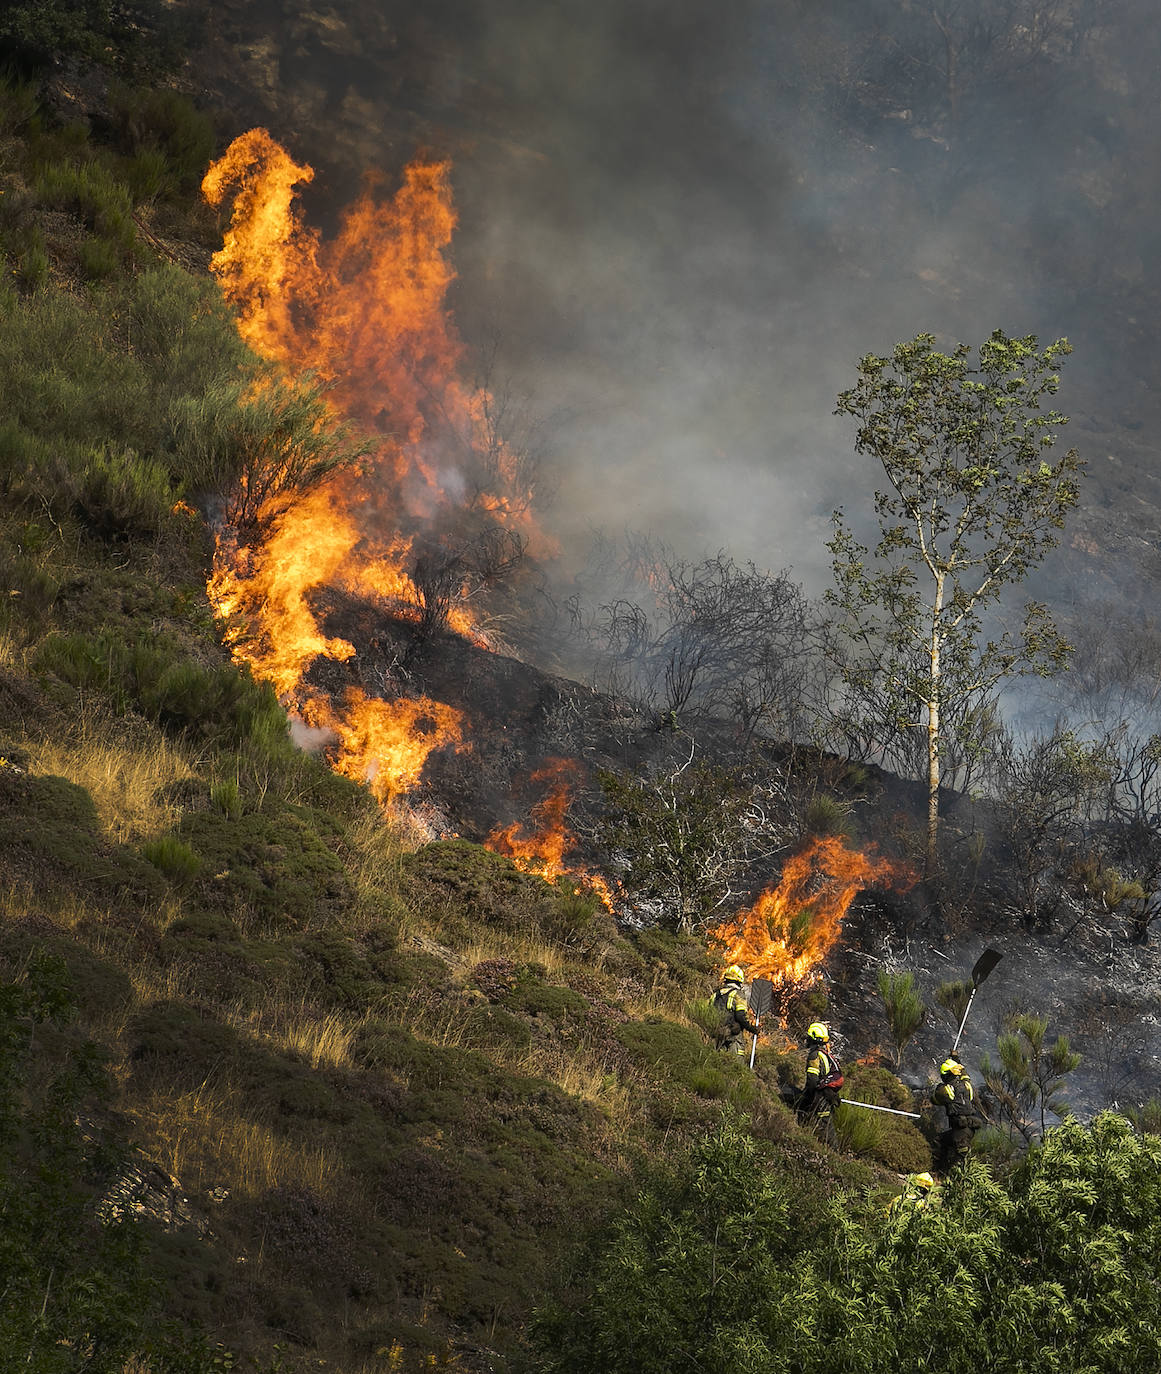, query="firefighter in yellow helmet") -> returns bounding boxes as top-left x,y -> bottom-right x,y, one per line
931,1055 -> 983,1172
886,1171 -> 940,1219
797,1022 -> 842,1145
712,964 -> 760,1056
